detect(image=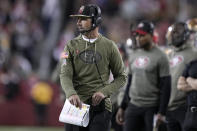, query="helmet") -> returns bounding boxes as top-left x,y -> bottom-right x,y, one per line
167,22 -> 190,47
186,18 -> 197,32
70,4 -> 102,28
